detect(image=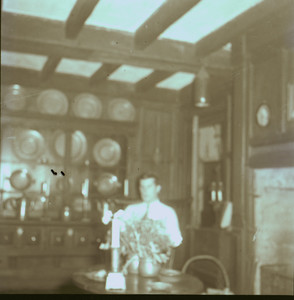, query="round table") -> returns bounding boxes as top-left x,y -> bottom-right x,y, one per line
72,264 -> 204,294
